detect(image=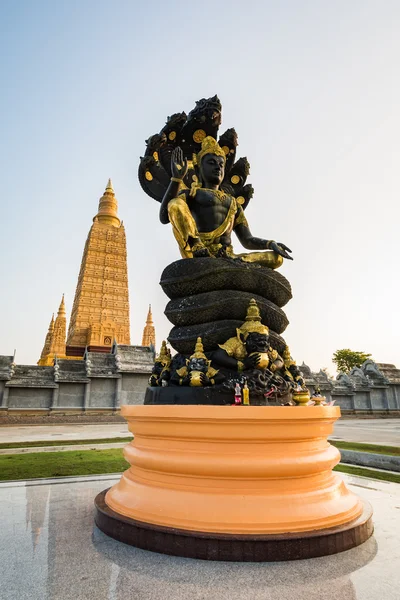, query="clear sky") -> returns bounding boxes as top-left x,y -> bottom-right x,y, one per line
1,0 -> 399,373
